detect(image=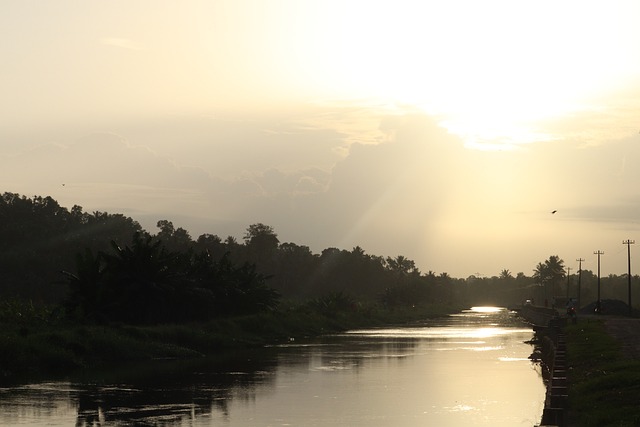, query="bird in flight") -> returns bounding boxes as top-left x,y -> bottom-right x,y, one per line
551,210 -> 557,214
